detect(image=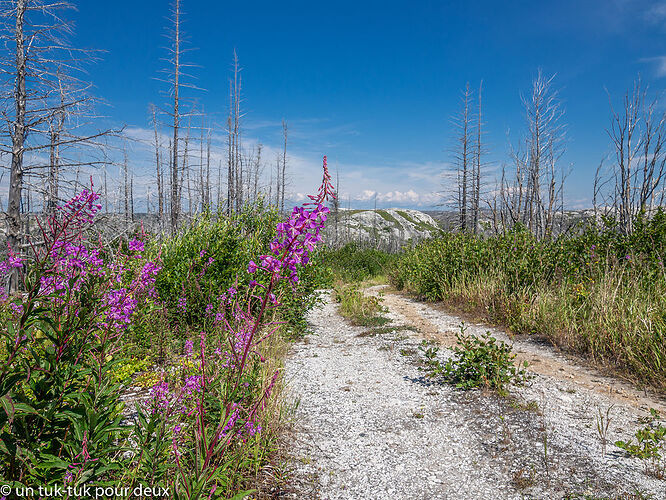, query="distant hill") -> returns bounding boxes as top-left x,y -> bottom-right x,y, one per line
324,208 -> 442,248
